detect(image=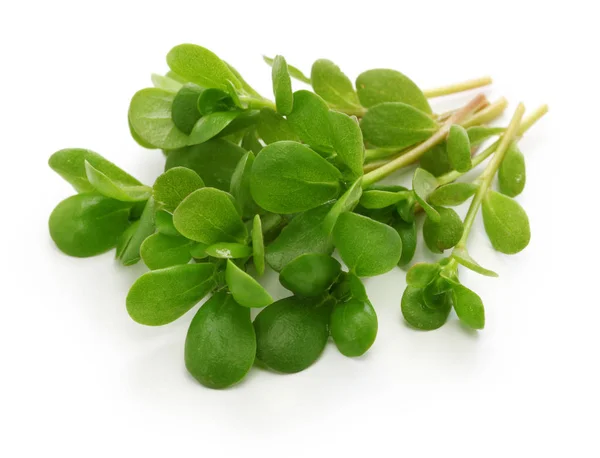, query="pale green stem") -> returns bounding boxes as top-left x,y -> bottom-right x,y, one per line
455,103 -> 525,249
361,93 -> 487,187
328,104 -> 367,117
437,104 -> 549,186
423,76 -> 493,98
462,97 -> 508,128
